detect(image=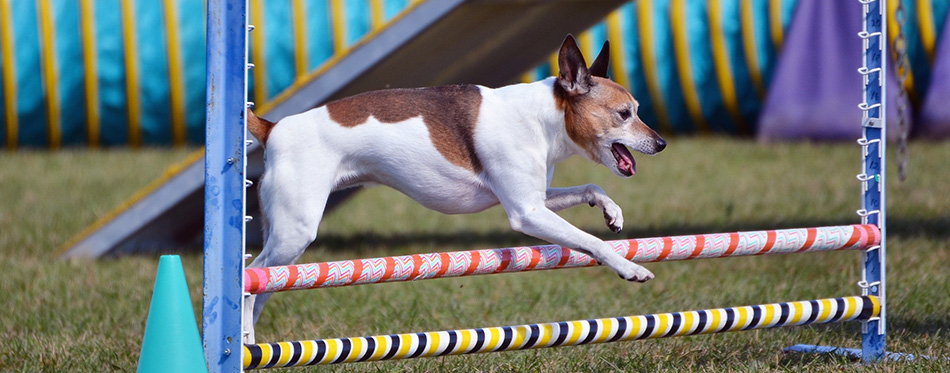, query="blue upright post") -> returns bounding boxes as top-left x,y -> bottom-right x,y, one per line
858,0 -> 887,363
784,0 -> 890,362
203,0 -> 249,371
